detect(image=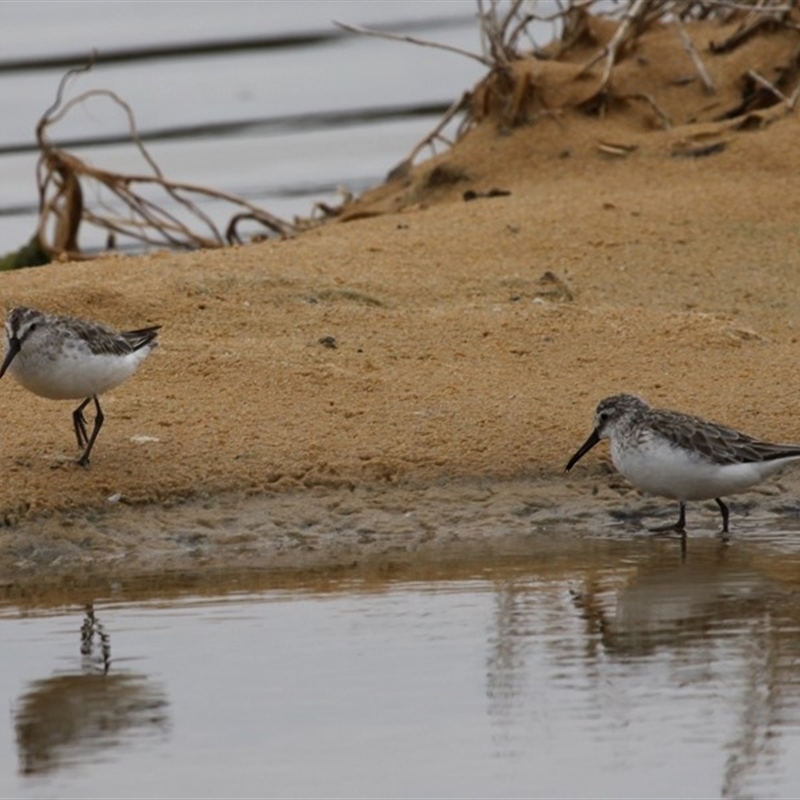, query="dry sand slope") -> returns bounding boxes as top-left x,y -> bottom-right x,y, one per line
3,10 -> 800,588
